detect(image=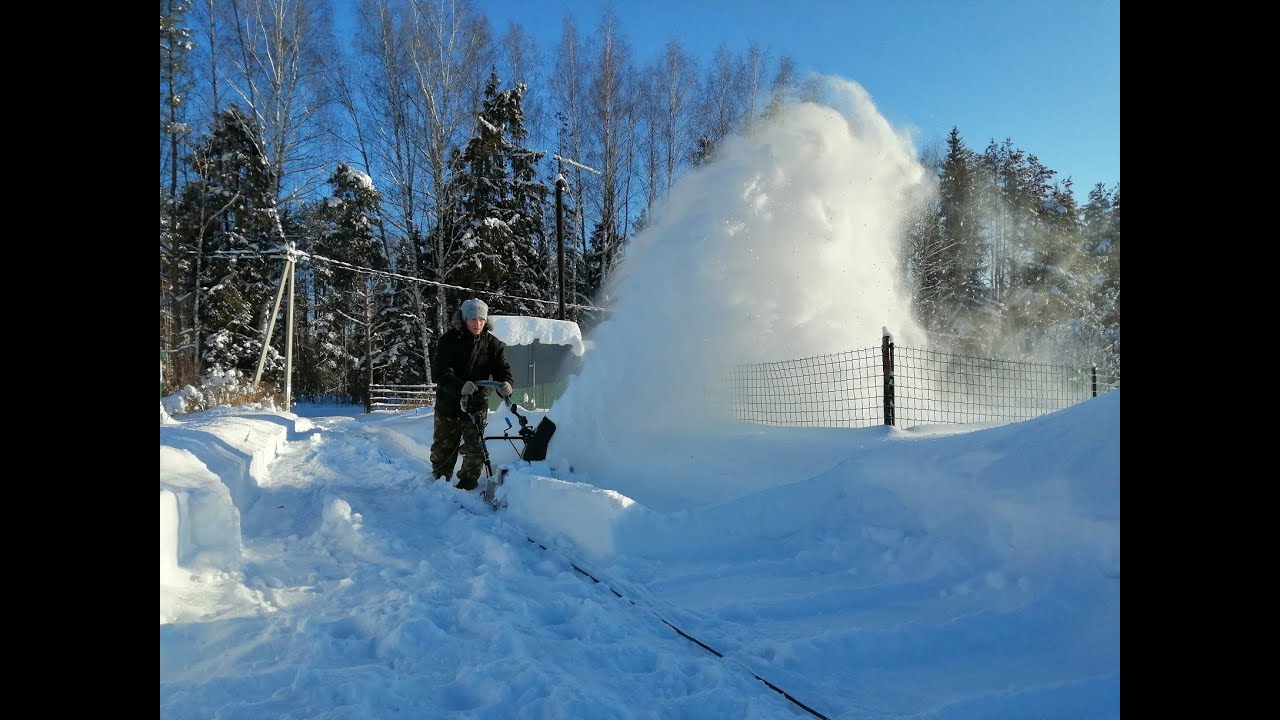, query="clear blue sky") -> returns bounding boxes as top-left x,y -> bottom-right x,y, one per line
479,0 -> 1120,193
